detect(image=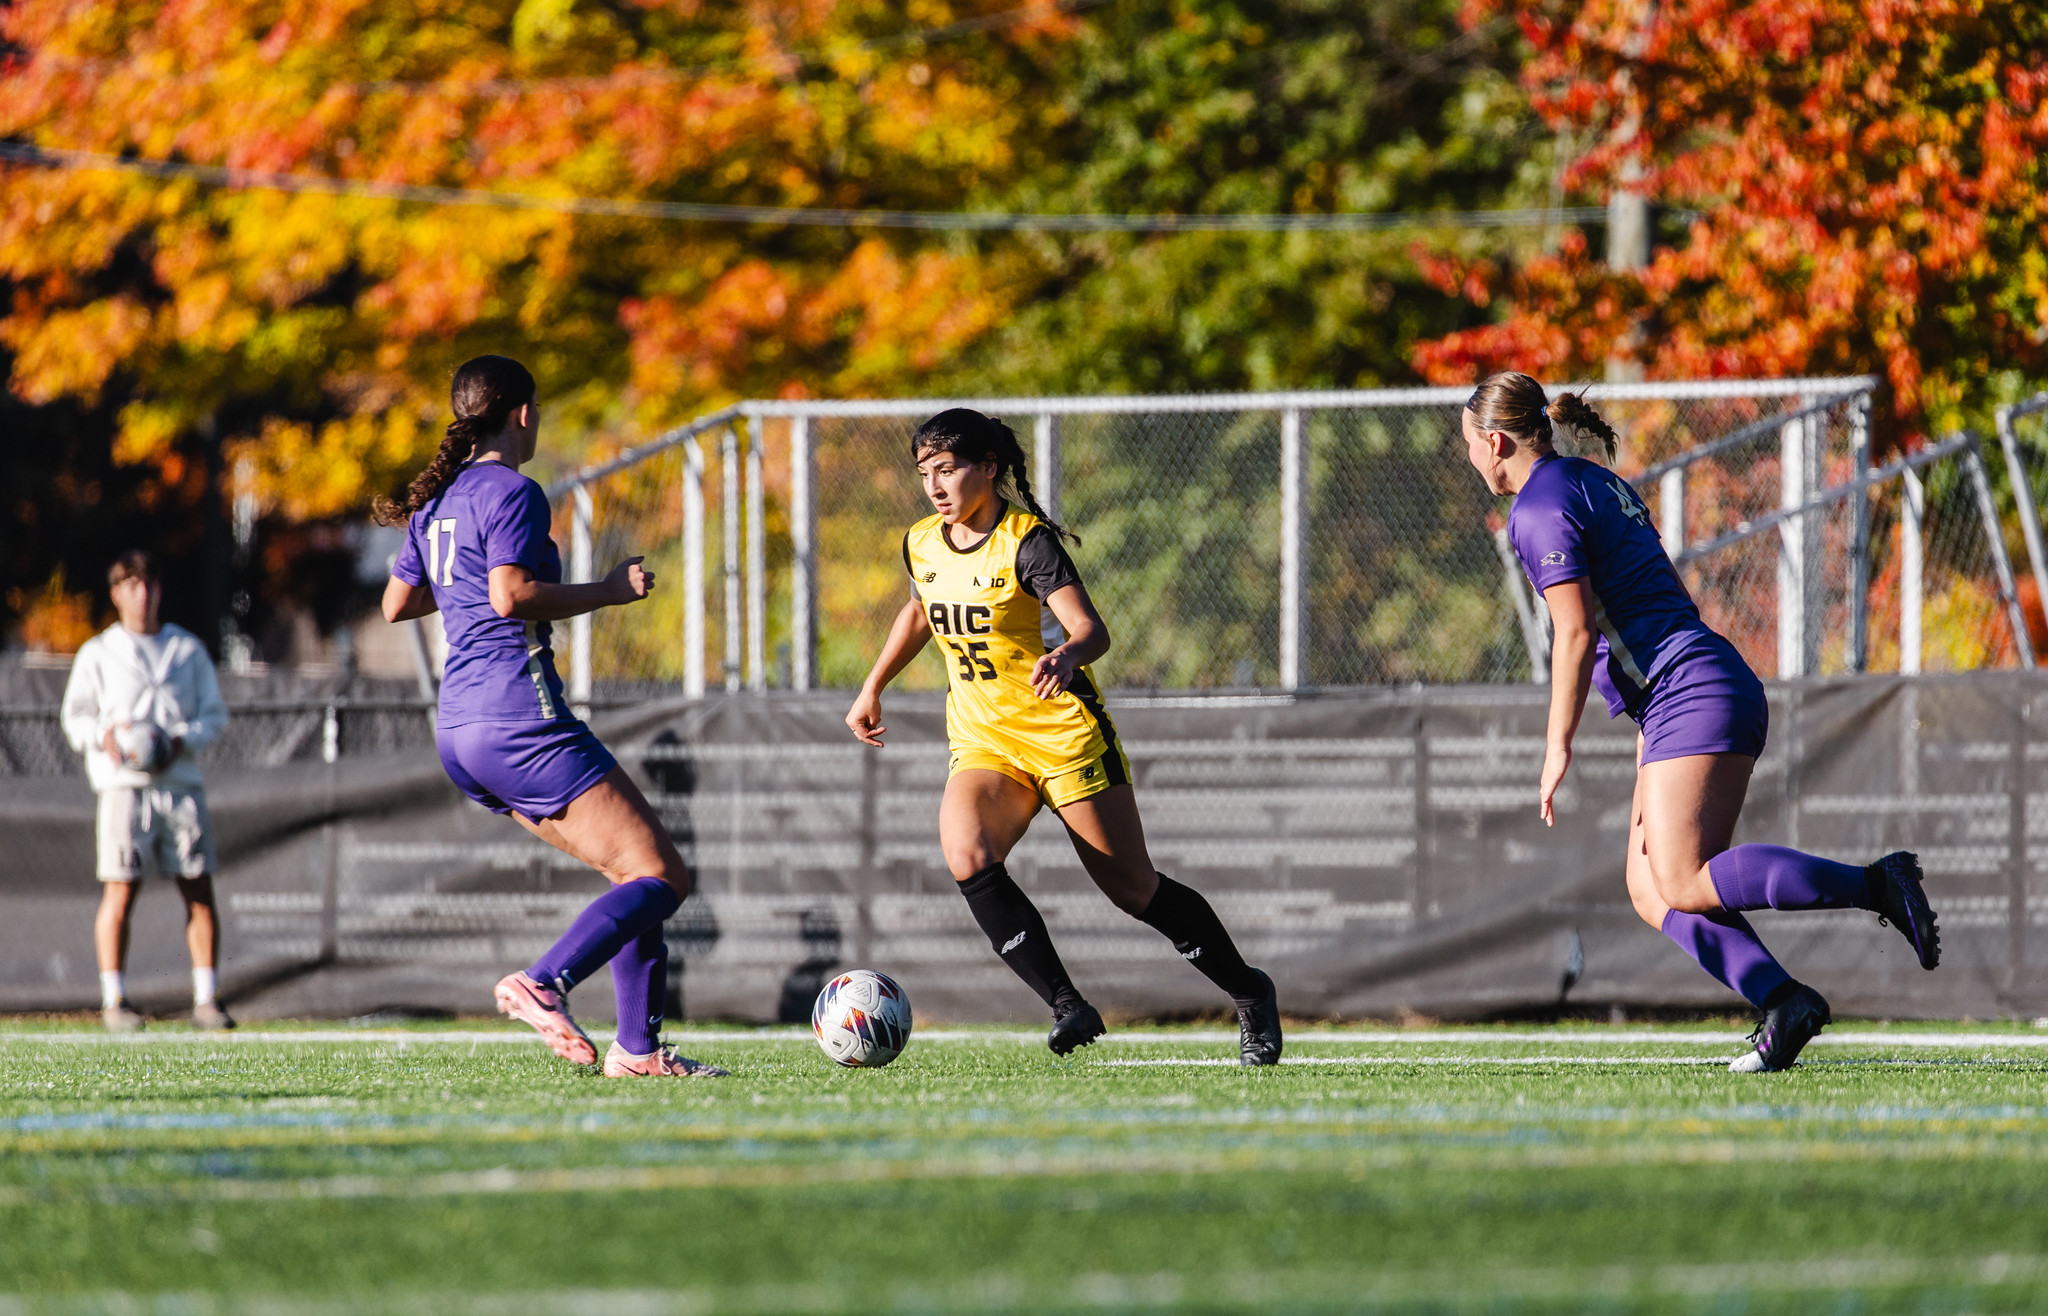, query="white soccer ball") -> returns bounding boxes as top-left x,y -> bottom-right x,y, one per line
812,969 -> 913,1068
113,722 -> 173,773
